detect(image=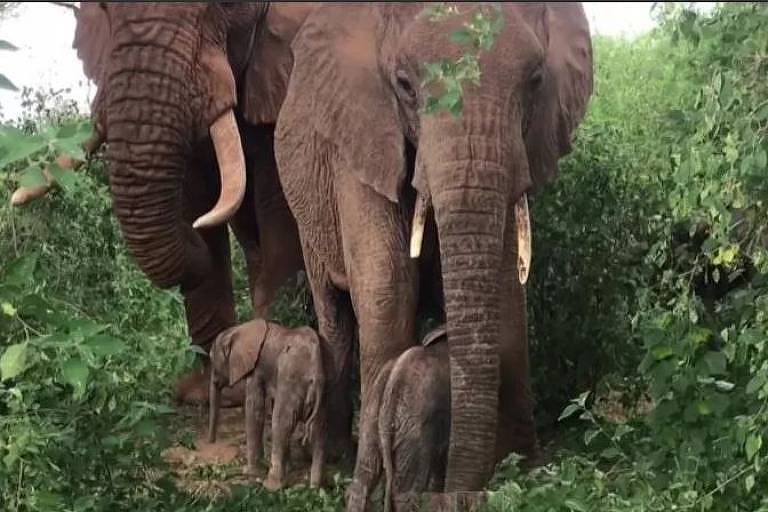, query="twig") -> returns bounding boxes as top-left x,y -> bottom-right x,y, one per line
16,460 -> 24,509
